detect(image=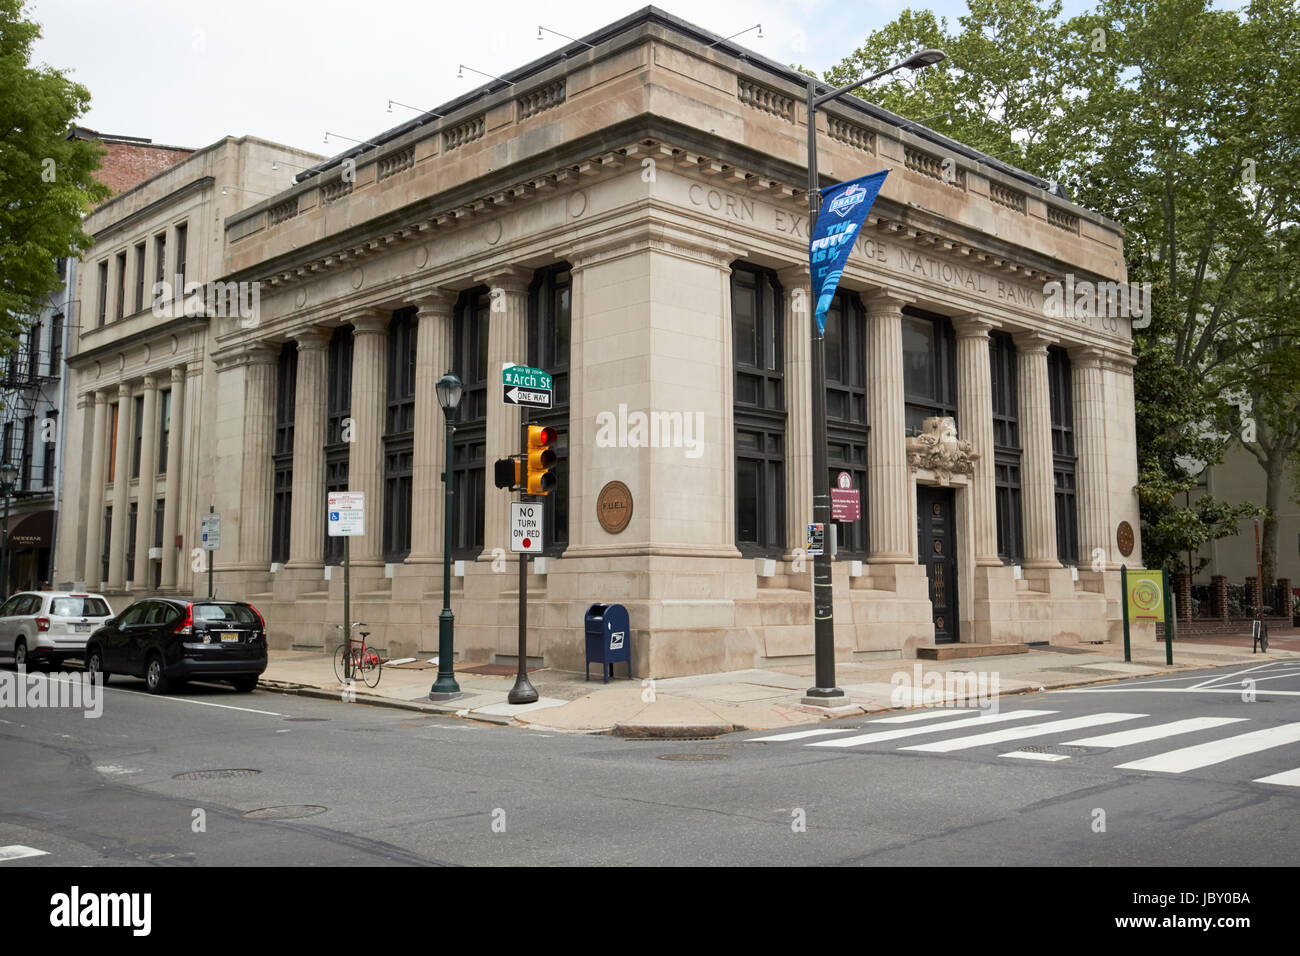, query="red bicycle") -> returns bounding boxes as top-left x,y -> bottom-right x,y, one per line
333,622 -> 382,688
